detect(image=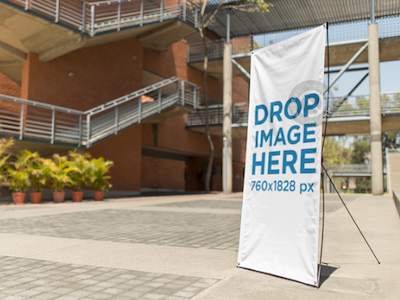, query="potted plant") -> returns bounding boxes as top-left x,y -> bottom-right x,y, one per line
26,151 -> 53,204
0,138 -> 14,198
68,150 -> 92,202
50,154 -> 71,203
89,157 -> 113,201
7,149 -> 31,205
